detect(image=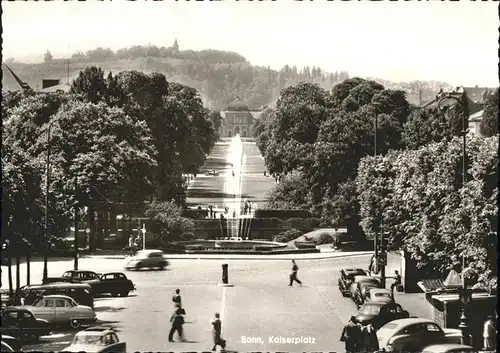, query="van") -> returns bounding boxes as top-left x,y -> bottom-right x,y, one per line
20,282 -> 94,308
